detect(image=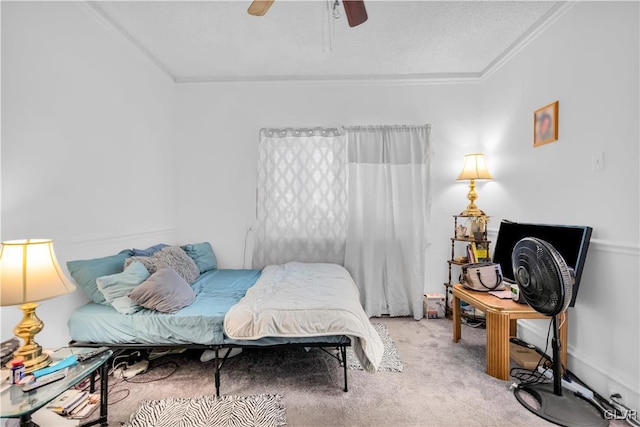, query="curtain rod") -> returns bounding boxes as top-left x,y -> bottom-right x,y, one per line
260,127 -> 342,137
343,125 -> 431,132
